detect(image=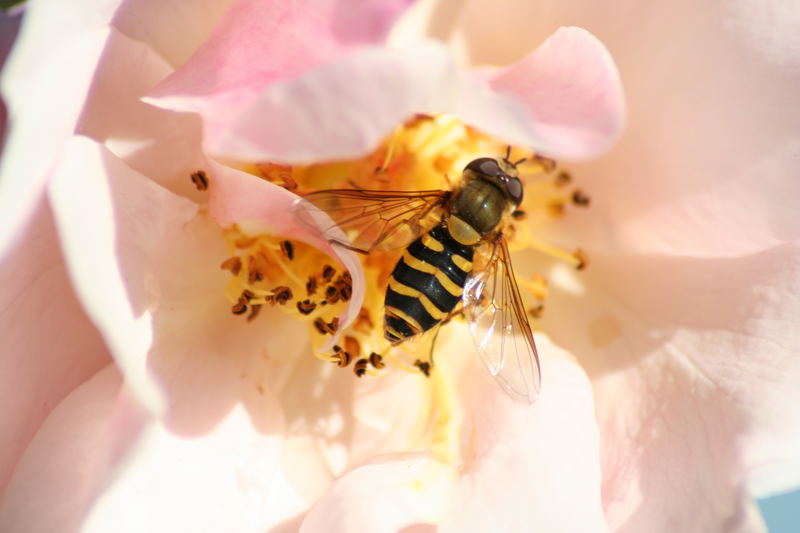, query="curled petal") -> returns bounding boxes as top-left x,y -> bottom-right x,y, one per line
486,26 -> 626,160
206,163 -> 365,340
